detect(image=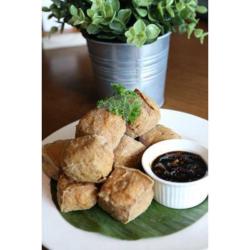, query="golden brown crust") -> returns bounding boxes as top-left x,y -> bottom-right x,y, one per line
42,139 -> 71,180
98,166 -> 154,224
57,174 -> 97,212
139,124 -> 181,147
63,135 -> 114,183
114,135 -> 146,168
126,89 -> 160,138
75,108 -> 126,149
